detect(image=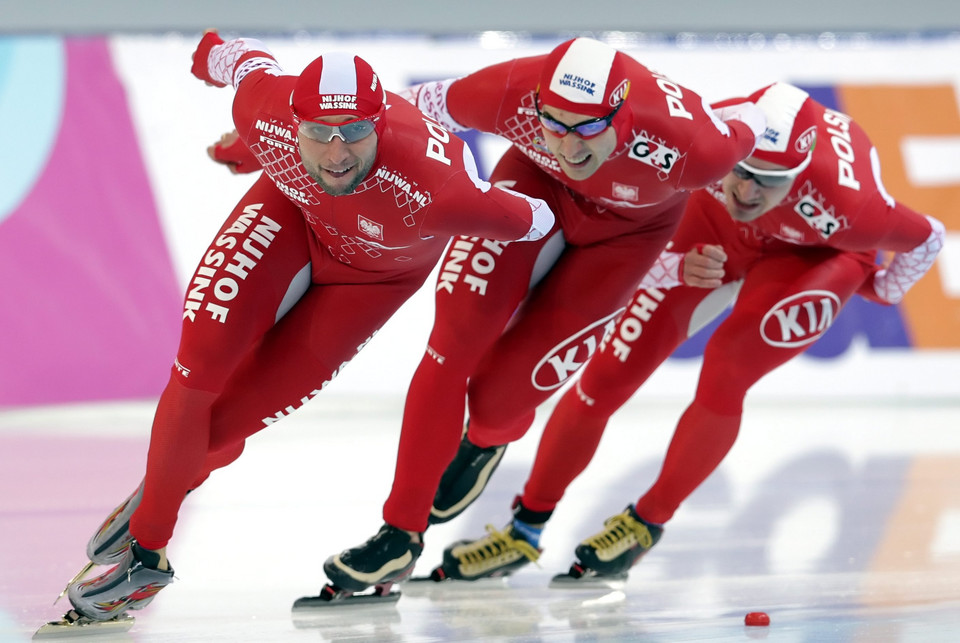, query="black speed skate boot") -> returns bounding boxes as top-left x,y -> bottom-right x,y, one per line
431,523 -> 541,582
430,497 -> 551,582
553,505 -> 663,587
68,542 -> 174,621
322,524 -> 423,596
429,427 -> 507,525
